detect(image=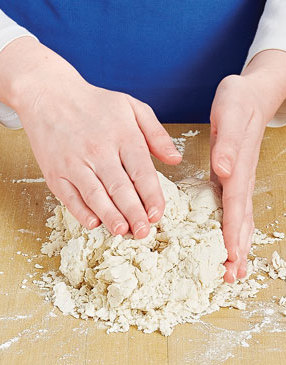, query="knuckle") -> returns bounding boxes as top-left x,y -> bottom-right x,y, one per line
214,142 -> 239,161
84,185 -> 104,205
61,192 -> 78,209
85,141 -> 105,157
113,91 -> 131,106
108,180 -> 126,196
63,155 -> 74,169
143,102 -> 154,114
135,143 -> 149,153
218,74 -> 242,90
223,189 -> 244,202
130,168 -> 154,183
